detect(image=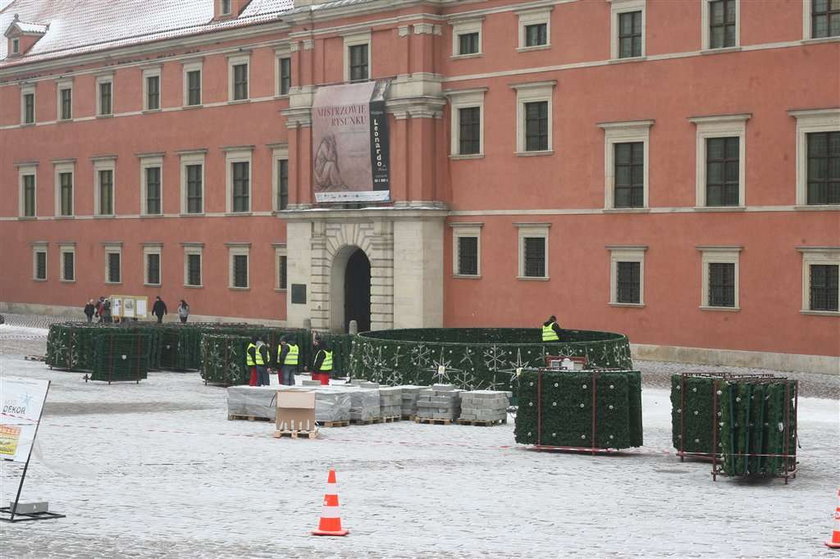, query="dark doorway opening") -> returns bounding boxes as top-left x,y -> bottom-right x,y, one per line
344,248 -> 371,333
